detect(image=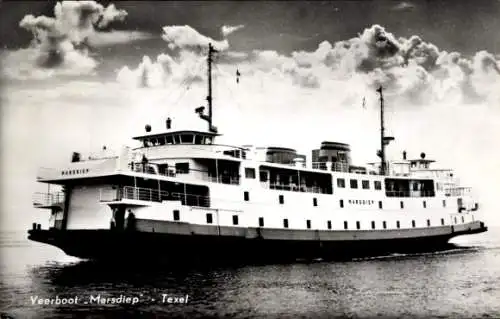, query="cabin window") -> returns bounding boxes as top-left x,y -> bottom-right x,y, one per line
204,137 -> 213,144
259,171 -> 268,182
283,219 -> 289,228
337,178 -> 345,188
232,215 -> 239,225
180,134 -> 193,144
350,179 -> 358,189
279,195 -> 284,204
344,221 -> 348,230
454,217 -> 458,224
306,220 -> 311,229
313,198 -> 318,207
412,220 -> 416,228
194,135 -> 203,144
441,218 -> 445,226
327,220 -> 332,230
259,217 -> 264,227
244,191 -> 250,201
423,201 -> 427,208
427,219 -> 431,227
245,168 -> 256,179
374,181 -> 382,190
442,200 -> 446,208
461,216 -> 465,223
400,201 -> 404,209
356,221 -> 361,230
173,210 -> 180,221
396,221 -> 400,229
173,135 -> 181,144
362,180 -> 370,189
339,199 -> 344,208
166,135 -> 173,144
175,162 -> 189,174
378,201 -> 383,209
206,213 -> 213,224
383,221 -> 387,229
371,221 -> 376,229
